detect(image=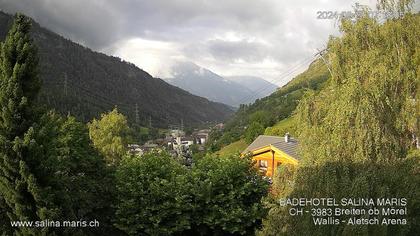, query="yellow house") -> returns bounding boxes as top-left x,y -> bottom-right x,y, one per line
242,134 -> 299,177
